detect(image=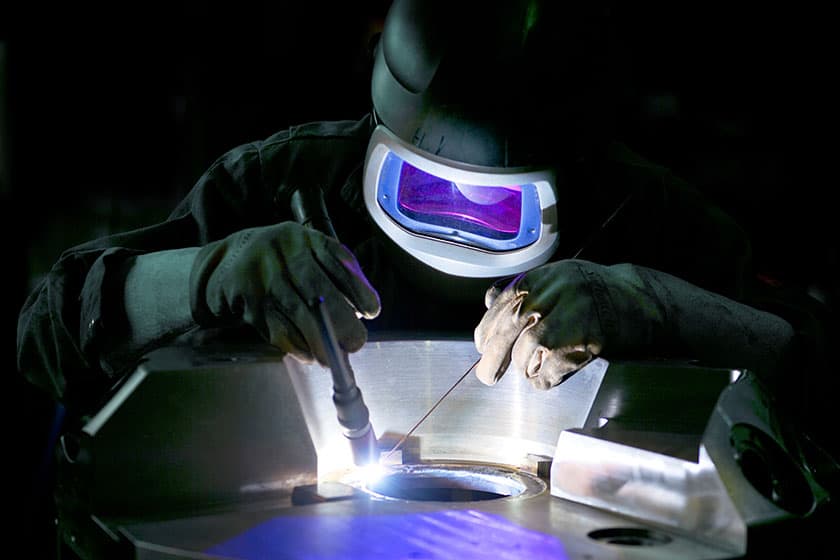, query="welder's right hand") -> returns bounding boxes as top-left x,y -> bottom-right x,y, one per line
190,222 -> 381,364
